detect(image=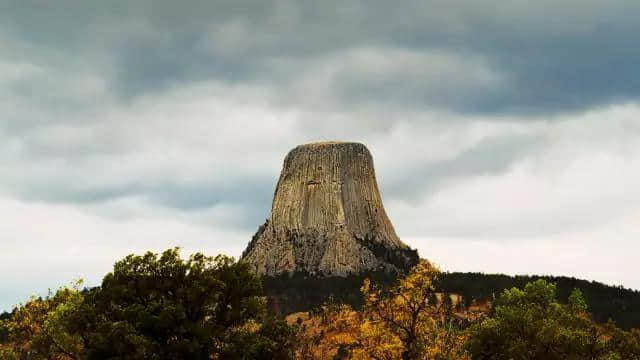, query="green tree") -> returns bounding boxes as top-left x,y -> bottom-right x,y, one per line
1,249 -> 298,360
221,316 -> 298,359
0,348 -> 19,360
442,292 -> 454,318
0,281 -> 84,359
467,279 -> 640,360
77,248 -> 273,359
0,311 -> 11,343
